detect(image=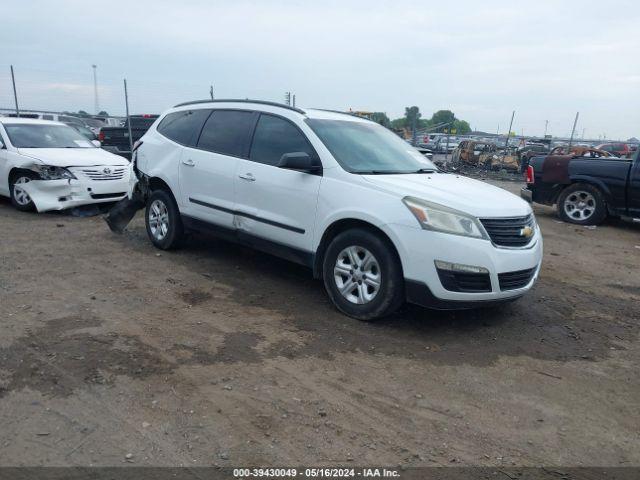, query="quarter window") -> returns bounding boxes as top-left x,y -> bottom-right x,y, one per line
197,110 -> 256,157
250,114 -> 315,166
157,110 -> 210,146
